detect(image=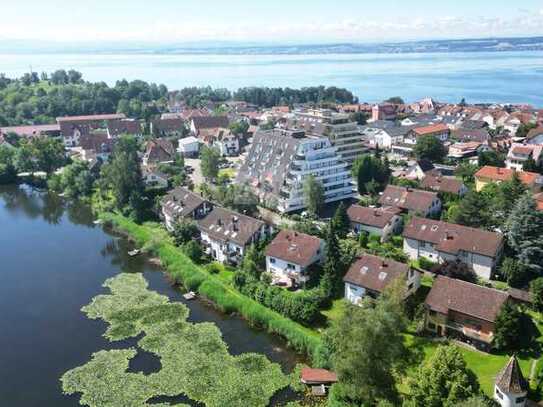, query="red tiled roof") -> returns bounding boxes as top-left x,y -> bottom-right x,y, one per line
56,114 -> 126,122
413,123 -> 449,136
425,276 -> 509,322
300,368 -> 337,384
347,205 -> 400,228
0,124 -> 60,136
265,229 -> 322,267
475,166 -> 540,186
403,217 -> 503,258
343,254 -> 409,293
